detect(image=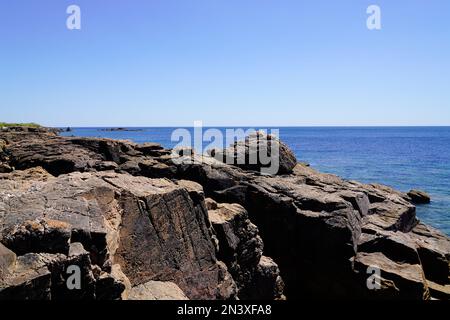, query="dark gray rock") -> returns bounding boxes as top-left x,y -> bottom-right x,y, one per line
0,129 -> 449,300
249,256 -> 285,300
408,189 -> 431,204
172,156 -> 450,299
95,264 -> 130,300
208,199 -> 284,299
0,253 -> 52,300
0,168 -> 236,300
353,252 -> 428,300
210,132 -> 297,175
1,218 -> 72,255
